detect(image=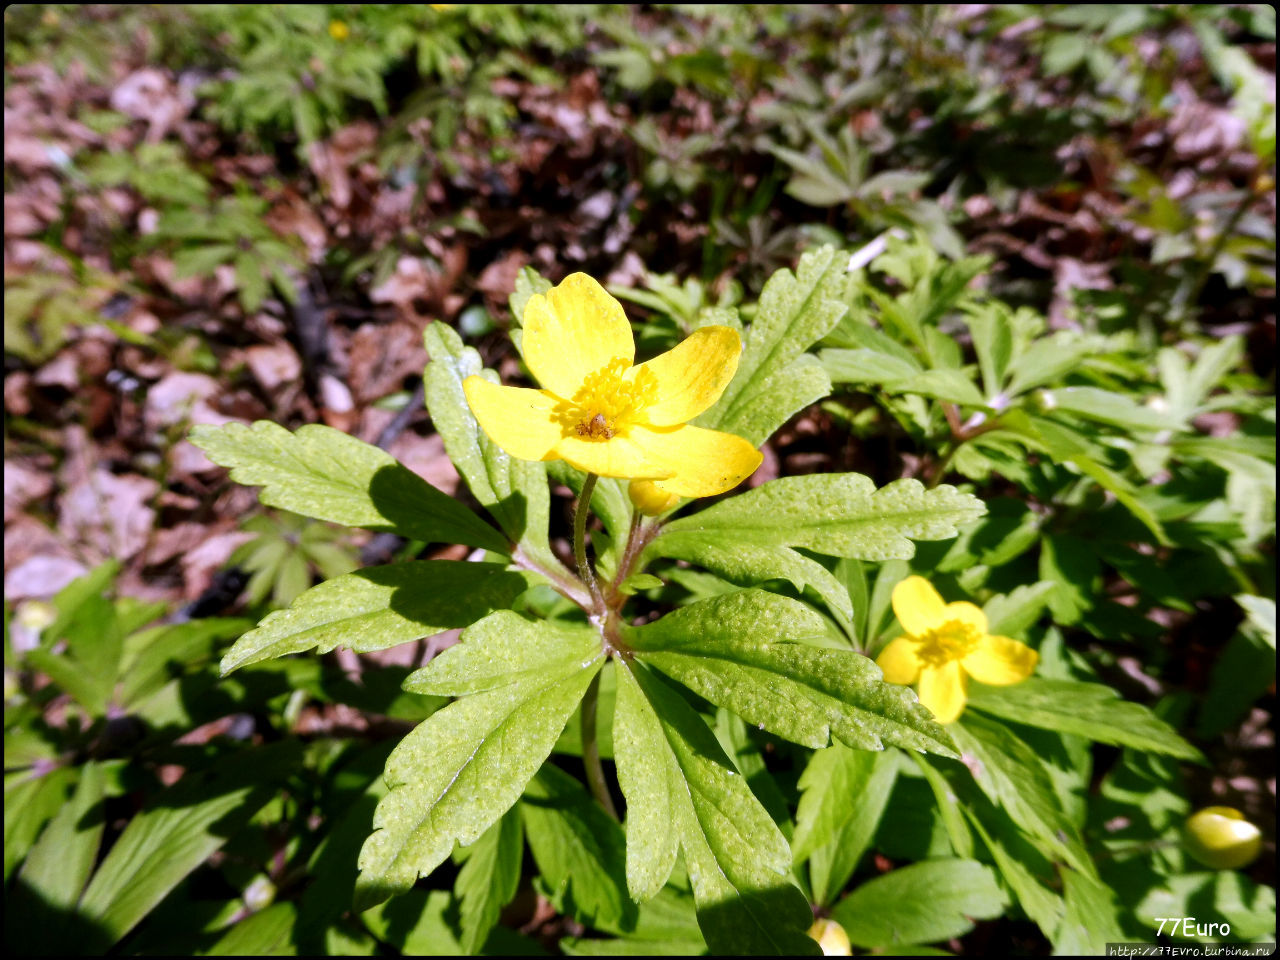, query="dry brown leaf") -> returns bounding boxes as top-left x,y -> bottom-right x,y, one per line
58,468 -> 159,563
